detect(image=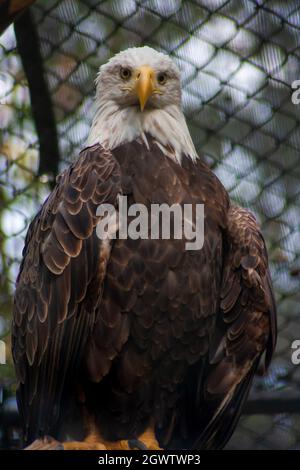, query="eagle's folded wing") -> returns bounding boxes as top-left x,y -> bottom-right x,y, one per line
193,205 -> 277,449
12,145 -> 121,444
